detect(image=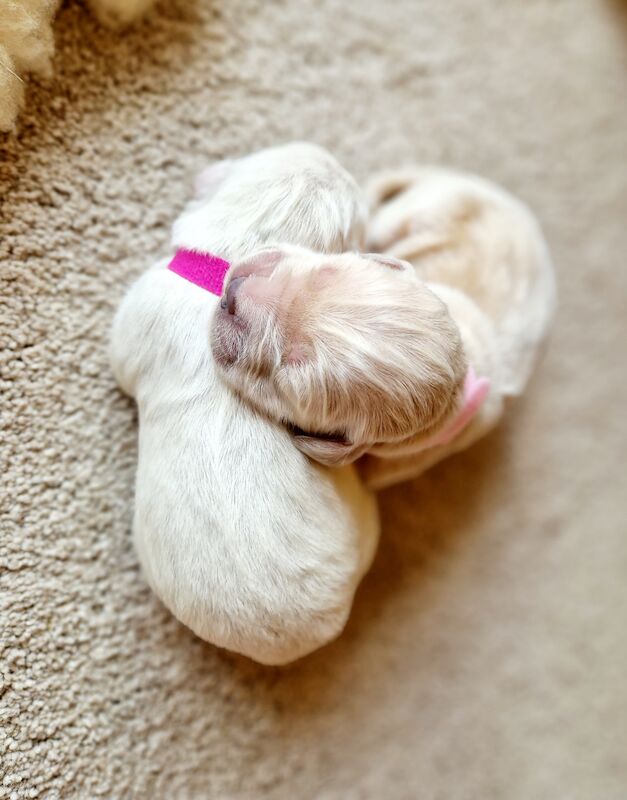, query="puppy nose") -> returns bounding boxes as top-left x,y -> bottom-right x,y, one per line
222,276 -> 247,315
